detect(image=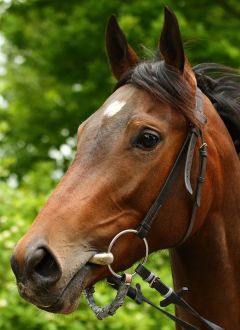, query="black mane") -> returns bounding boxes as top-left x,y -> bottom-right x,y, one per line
194,63 -> 240,153
115,60 -> 198,127
116,60 -> 240,153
